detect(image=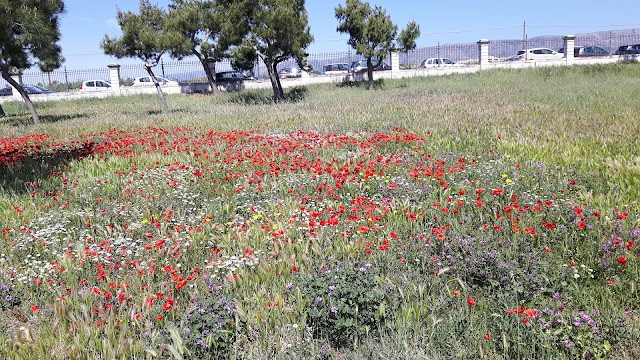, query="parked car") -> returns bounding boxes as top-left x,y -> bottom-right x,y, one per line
419,58 -> 457,68
132,76 -> 179,86
506,48 -> 562,61
614,44 -> 640,55
349,59 -> 391,73
216,71 -> 251,82
0,85 -> 55,95
215,71 -> 251,91
558,46 -> 609,57
322,63 -> 349,75
278,67 -> 303,78
24,85 -> 55,94
0,86 -> 12,96
80,80 -> 112,91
